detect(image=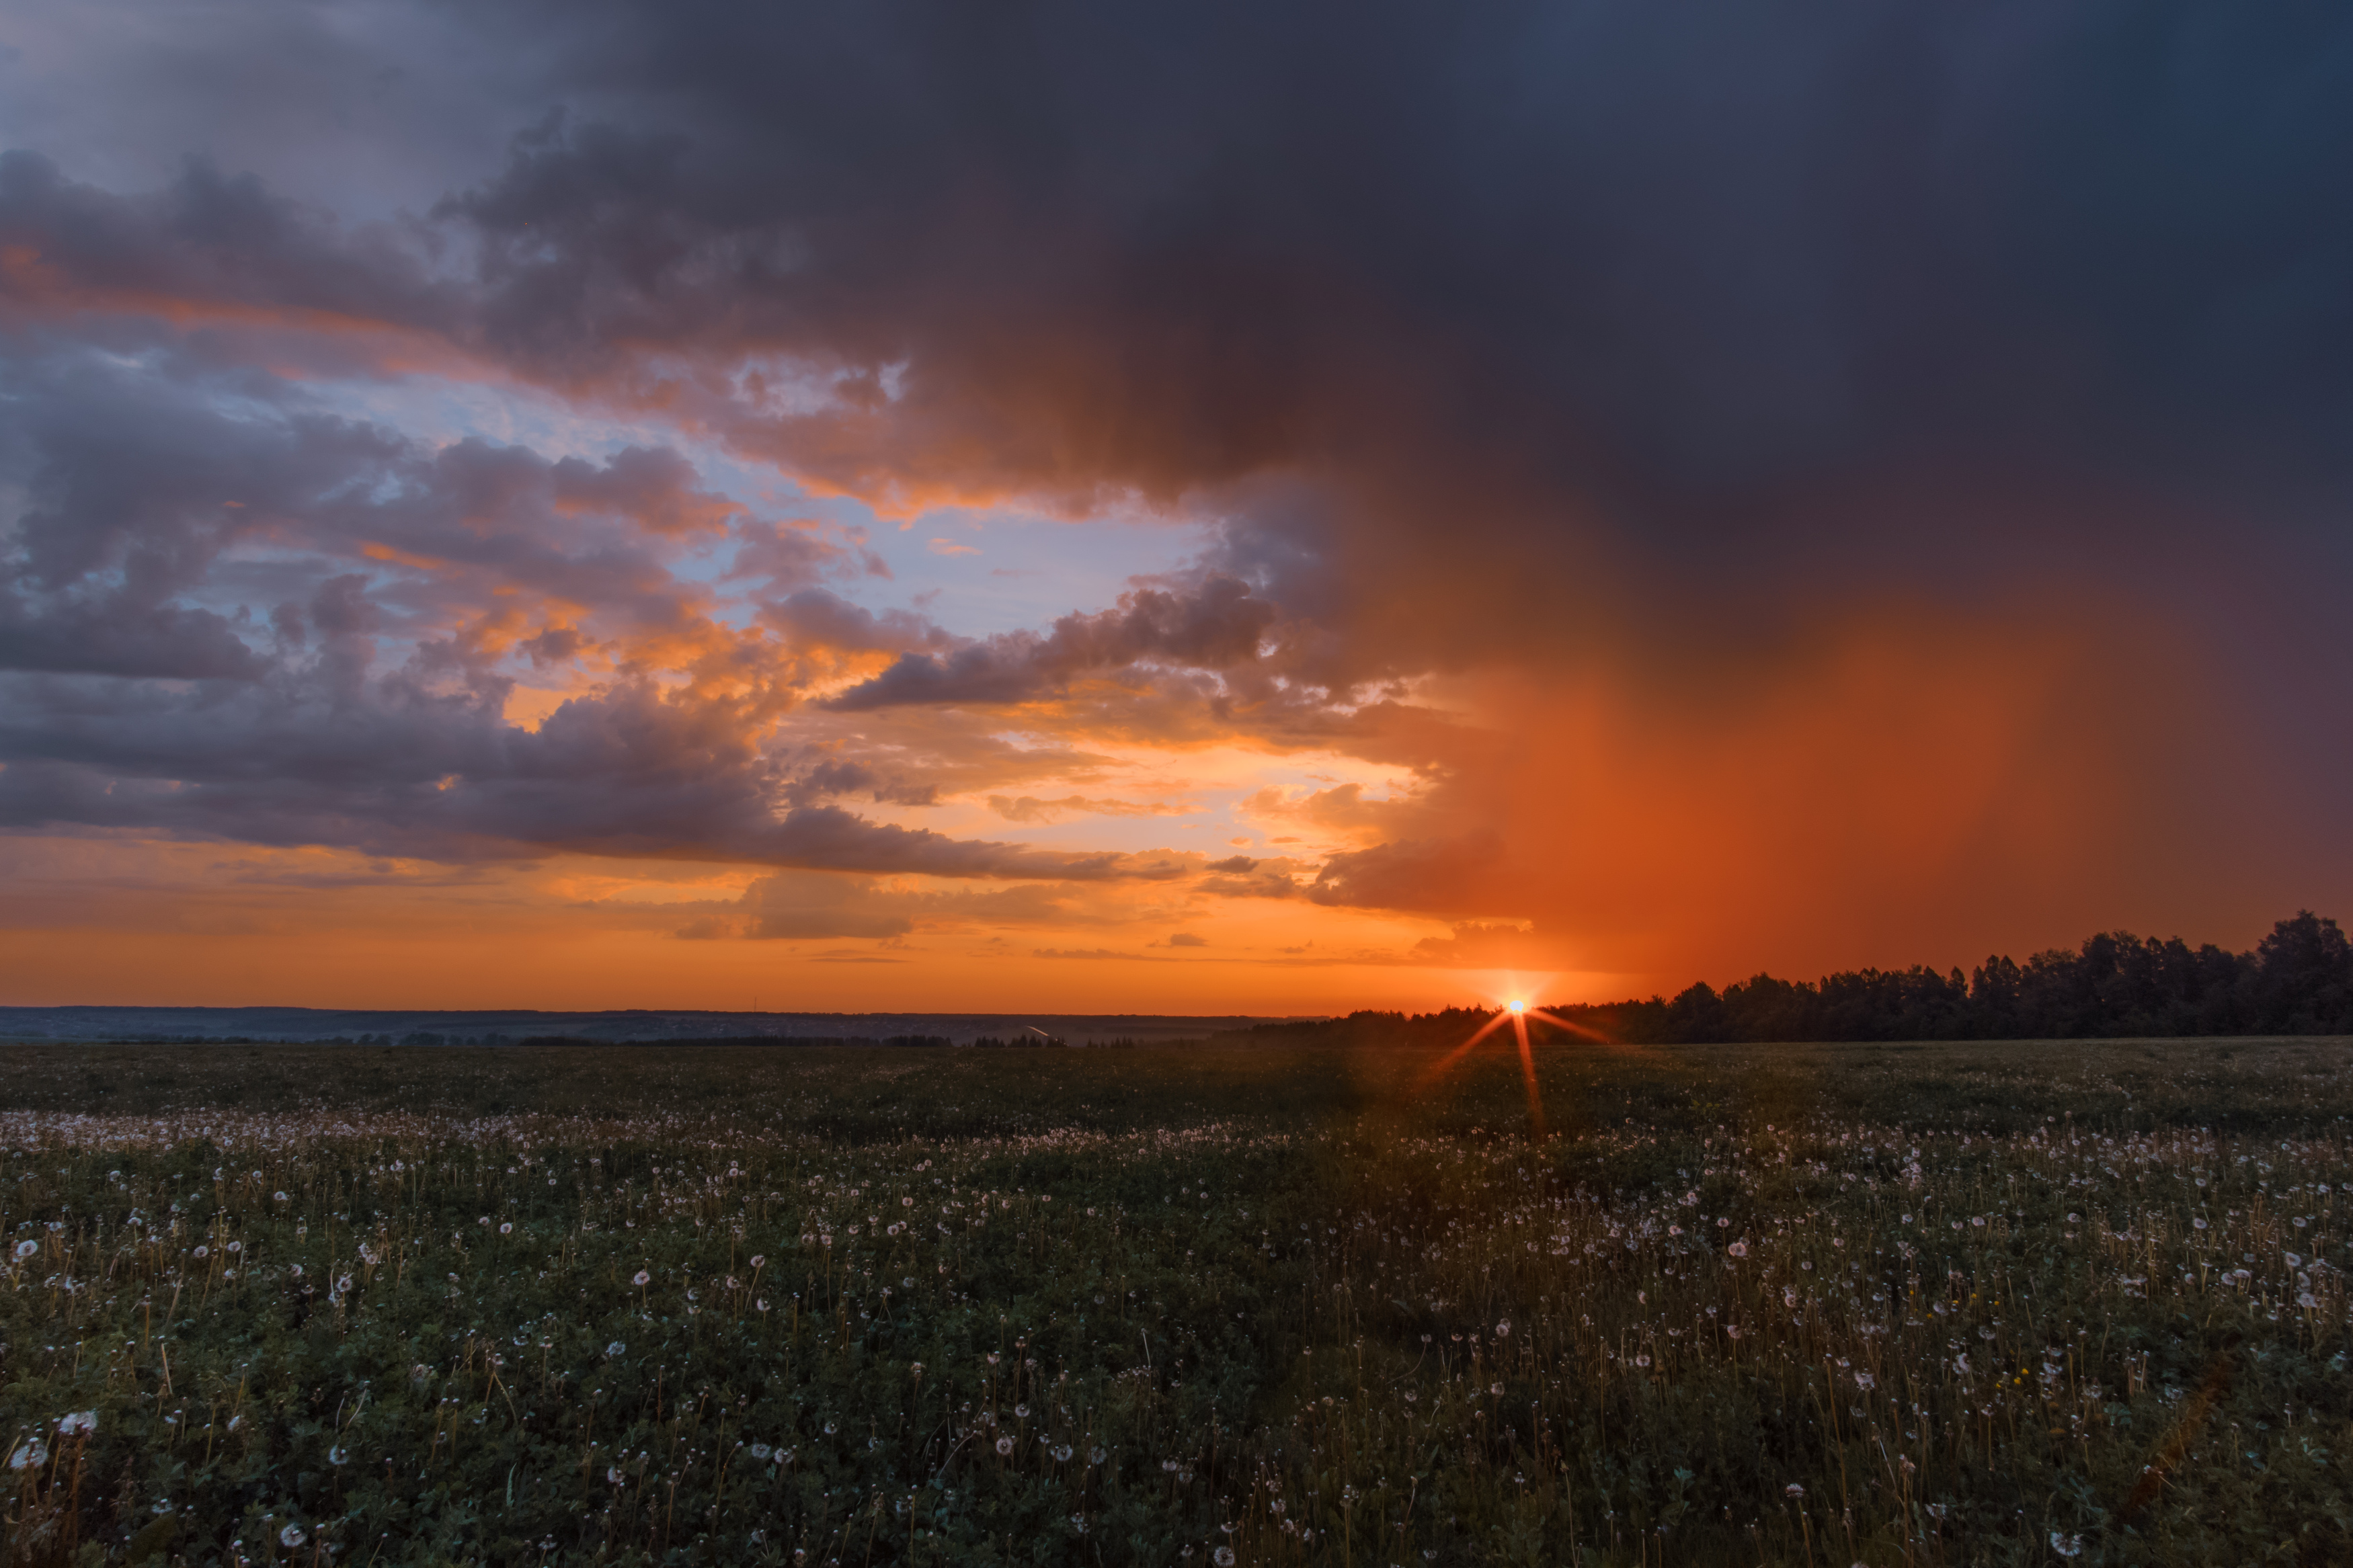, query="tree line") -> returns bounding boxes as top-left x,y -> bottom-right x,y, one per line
1239,910 -> 2353,1046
